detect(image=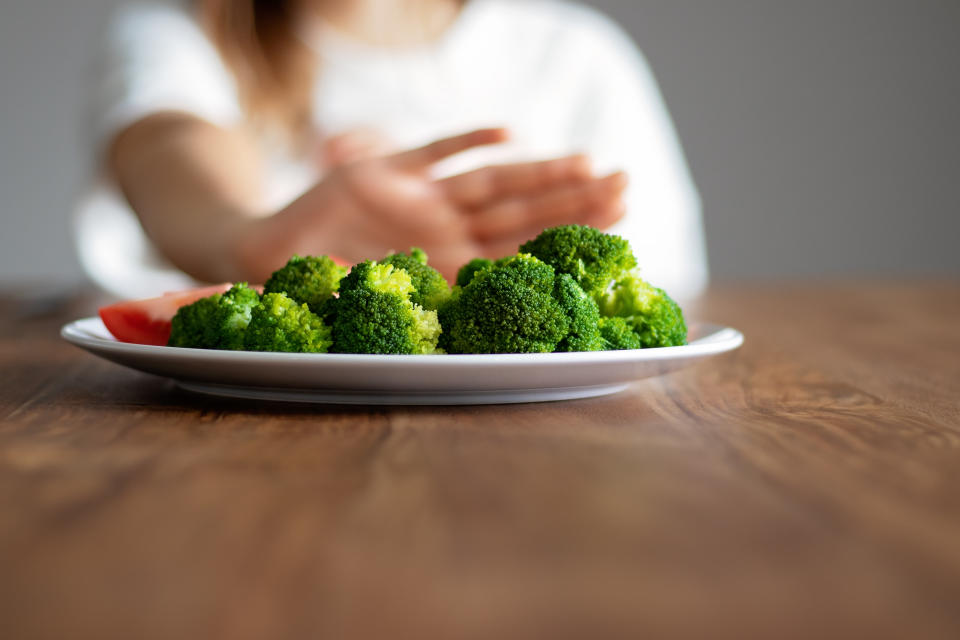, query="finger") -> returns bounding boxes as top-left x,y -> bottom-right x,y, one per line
389,128 -> 508,171
468,171 -> 627,242
474,196 -> 625,258
322,128 -> 393,168
440,155 -> 591,208
581,199 -> 627,231
478,199 -> 626,259
477,200 -> 625,259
